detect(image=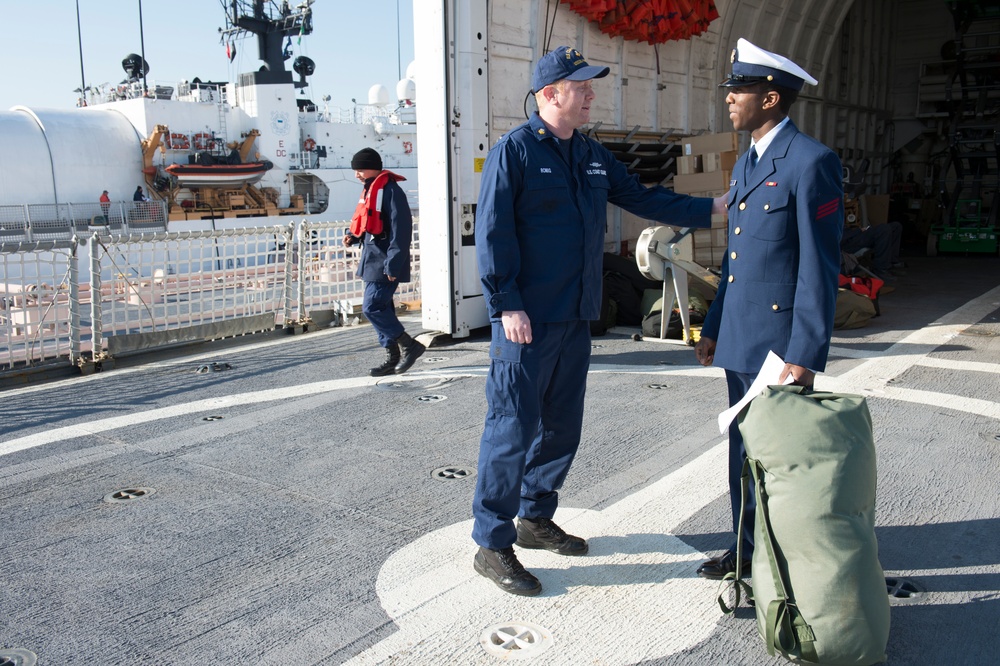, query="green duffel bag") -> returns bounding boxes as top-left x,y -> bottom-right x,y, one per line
730,385 -> 890,665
